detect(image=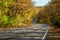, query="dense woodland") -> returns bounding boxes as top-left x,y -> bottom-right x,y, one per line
0,0 -> 60,28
